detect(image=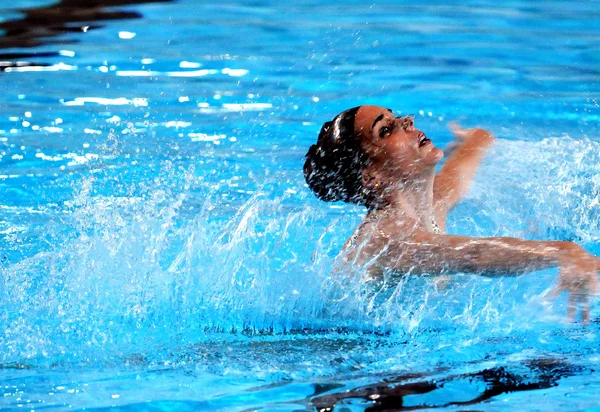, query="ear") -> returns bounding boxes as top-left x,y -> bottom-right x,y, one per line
361,169 -> 380,191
